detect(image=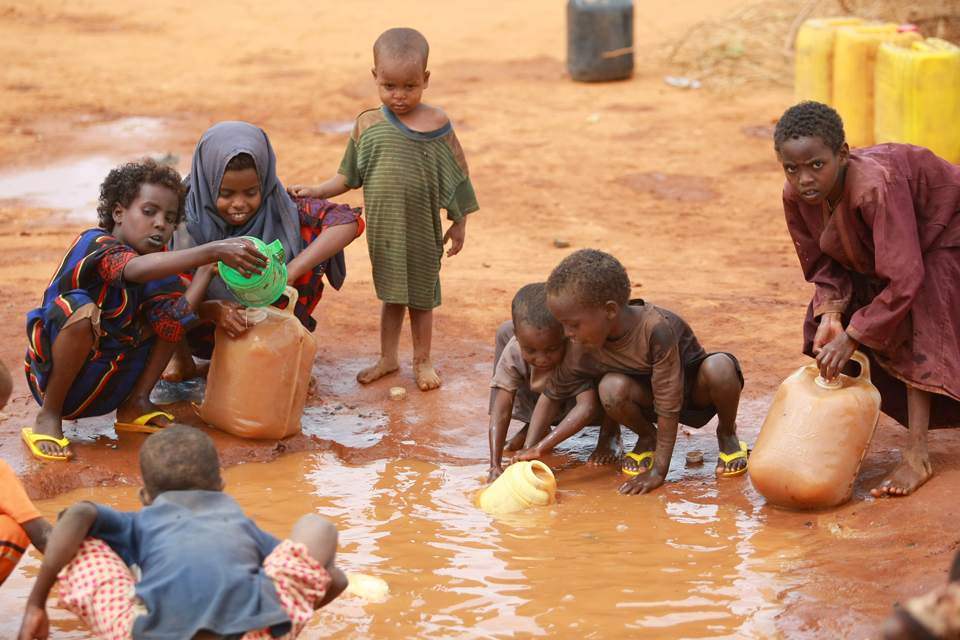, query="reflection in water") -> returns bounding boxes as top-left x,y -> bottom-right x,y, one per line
0,452 -> 799,639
